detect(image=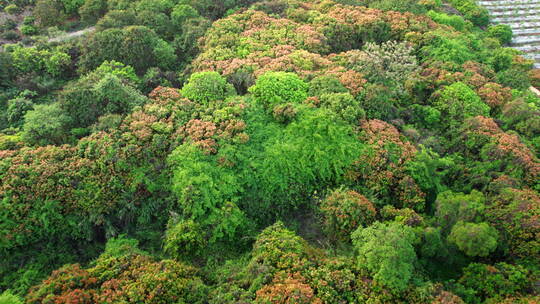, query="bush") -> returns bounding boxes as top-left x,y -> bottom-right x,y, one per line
487,24 -> 512,45
320,188 -> 376,241
427,10 -> 469,32
249,72 -> 308,111
4,4 -> 19,14
20,24 -> 38,36
1,30 -> 19,40
180,71 -> 236,104
447,0 -> 489,26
